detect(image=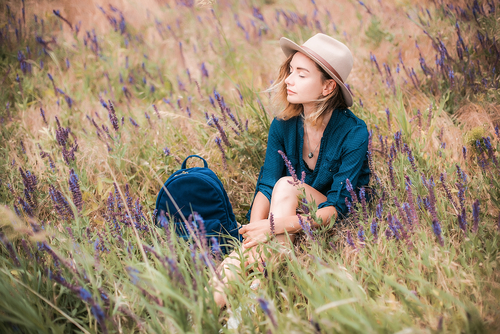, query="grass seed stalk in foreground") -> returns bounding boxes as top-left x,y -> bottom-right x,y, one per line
0,0 -> 500,333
